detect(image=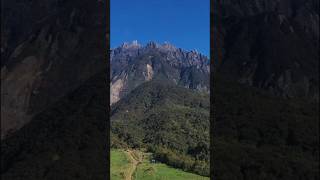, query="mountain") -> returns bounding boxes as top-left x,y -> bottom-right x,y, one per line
213,0 -> 319,100
1,0 -> 107,139
110,41 -> 210,104
1,0 -> 108,179
110,42 -> 210,176
212,0 -> 319,179
111,80 -> 210,176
